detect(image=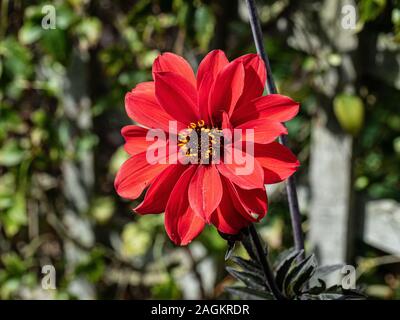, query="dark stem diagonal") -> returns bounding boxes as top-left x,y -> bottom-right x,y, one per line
245,0 -> 305,258
248,225 -> 287,300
